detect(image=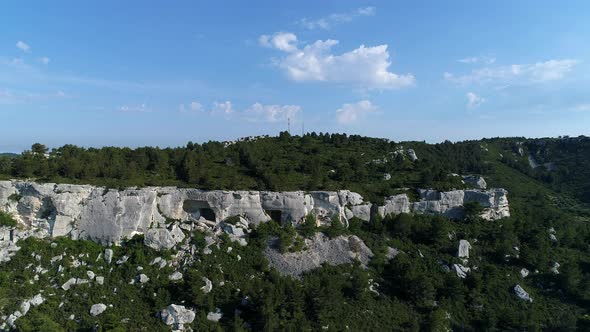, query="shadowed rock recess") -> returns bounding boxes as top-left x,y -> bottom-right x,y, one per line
0,180 -> 509,253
